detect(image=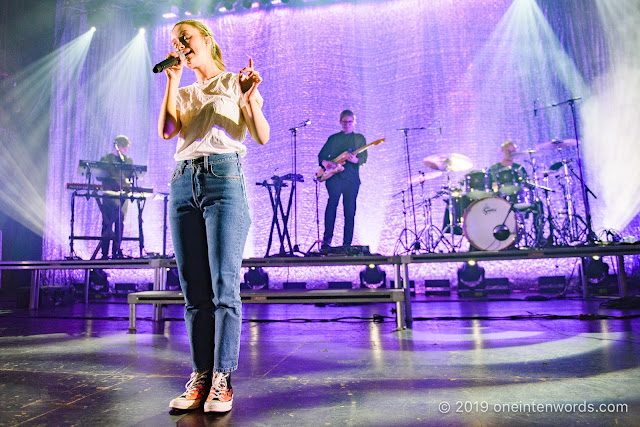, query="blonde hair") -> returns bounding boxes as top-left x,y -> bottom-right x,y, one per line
175,20 -> 226,71
501,140 -> 517,150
